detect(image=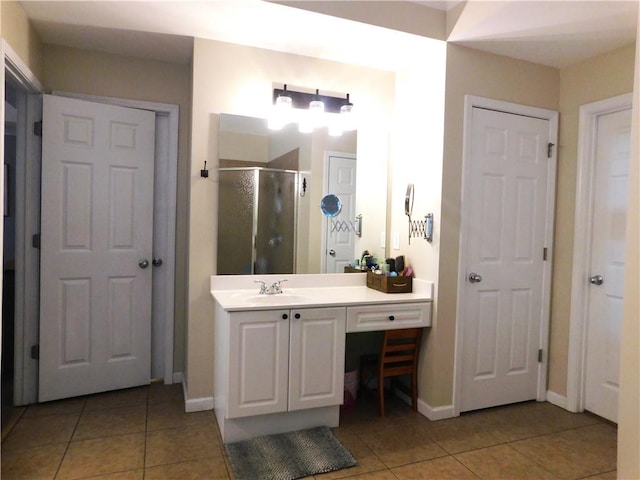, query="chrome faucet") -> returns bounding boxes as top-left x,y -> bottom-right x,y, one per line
254,280 -> 268,295
255,279 -> 287,294
269,279 -> 287,294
